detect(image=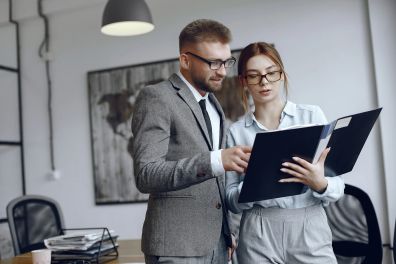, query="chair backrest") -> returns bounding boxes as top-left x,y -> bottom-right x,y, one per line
6,195 -> 65,255
324,184 -> 382,264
